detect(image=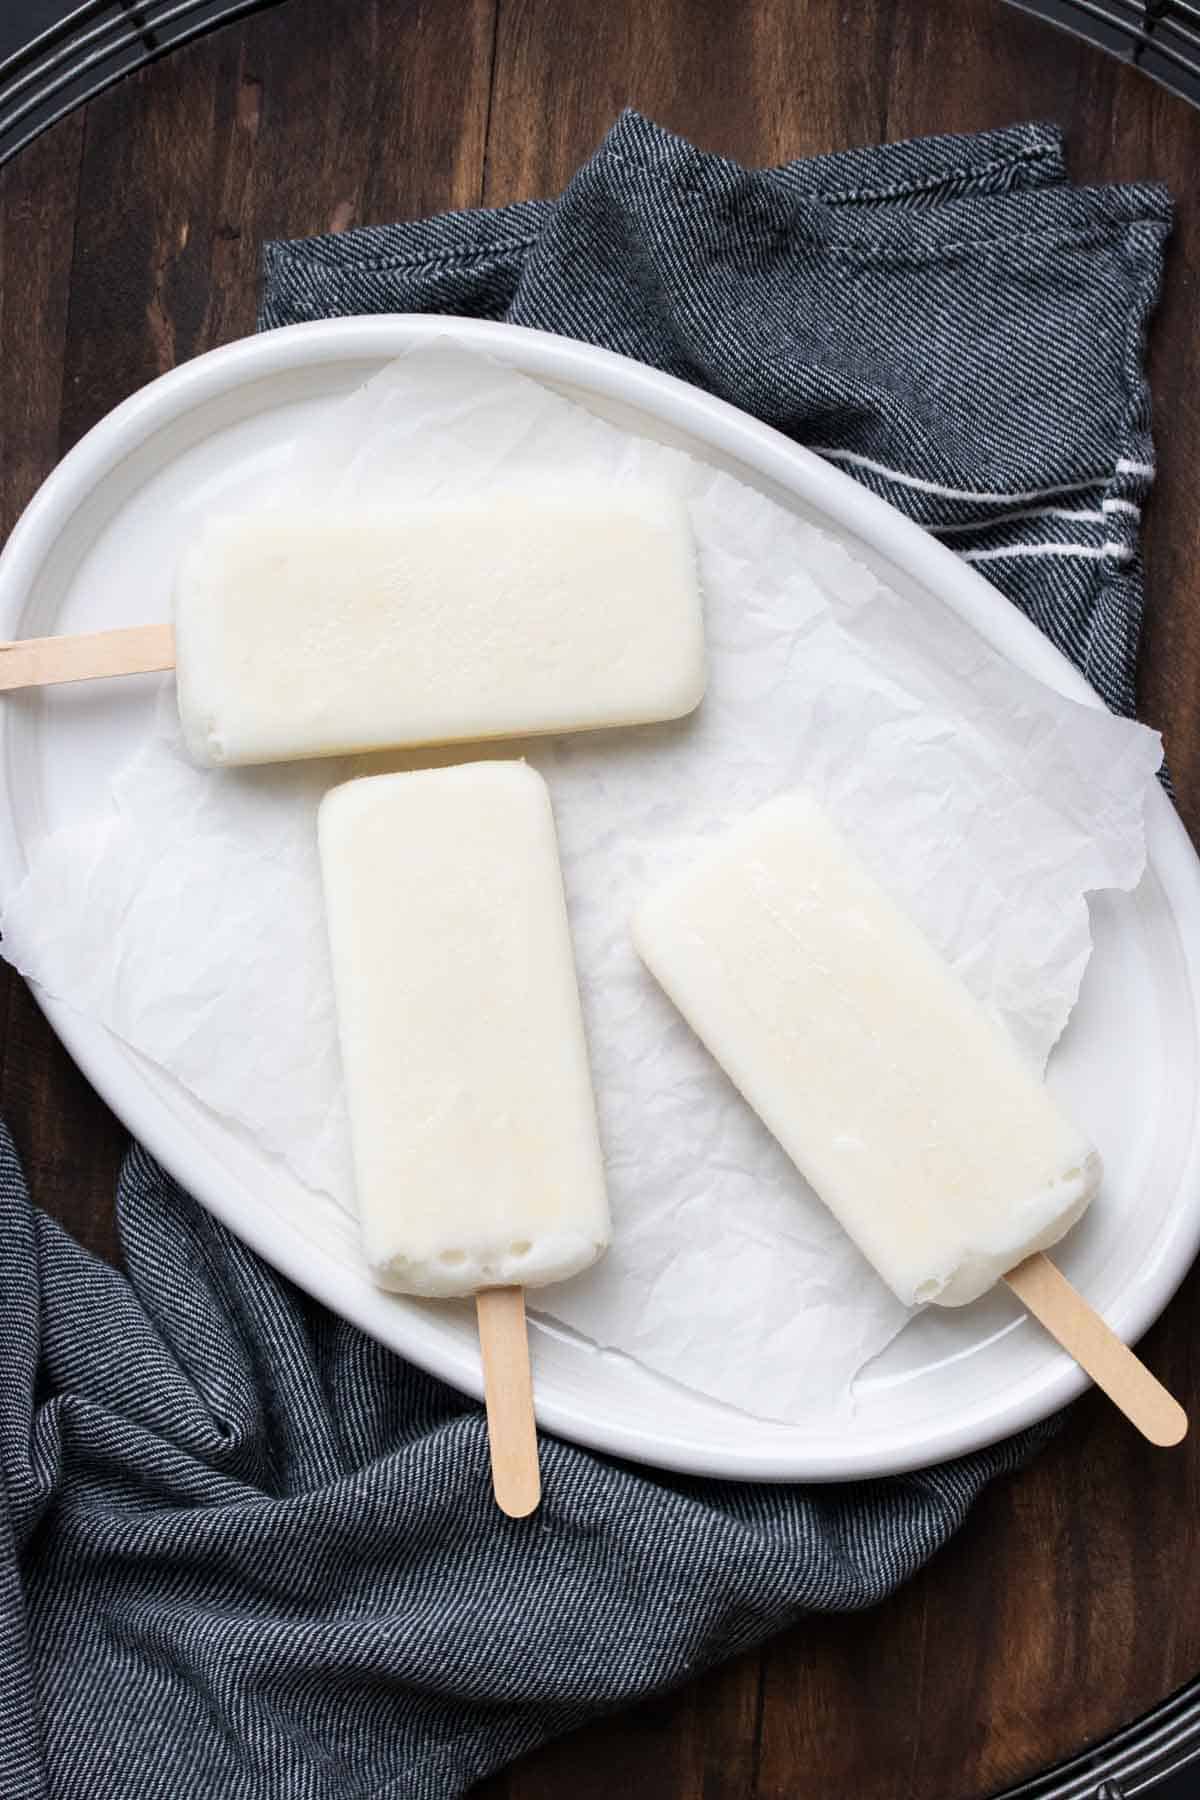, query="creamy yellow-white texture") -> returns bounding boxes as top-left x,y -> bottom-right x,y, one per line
318,761 -> 611,1298
633,793 -> 1100,1308
174,489 -> 704,767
